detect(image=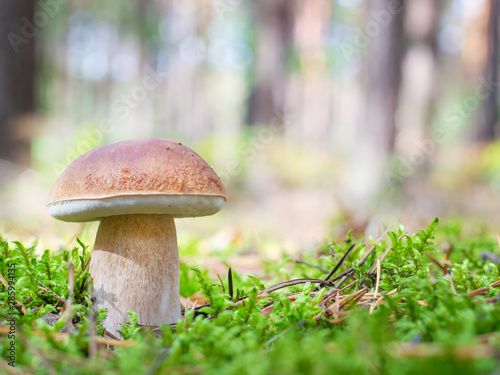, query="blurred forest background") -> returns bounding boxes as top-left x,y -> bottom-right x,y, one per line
1,0 -> 500,255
